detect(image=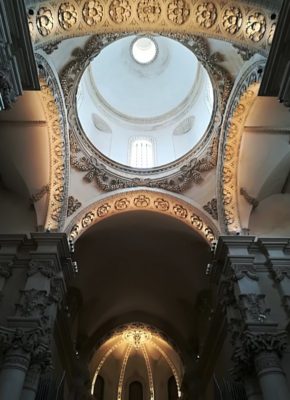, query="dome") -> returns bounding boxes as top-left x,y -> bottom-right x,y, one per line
77,35 -> 214,169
